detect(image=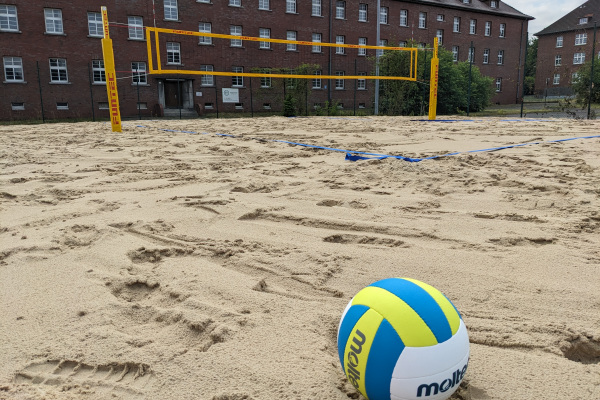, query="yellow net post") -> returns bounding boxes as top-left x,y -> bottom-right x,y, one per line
101,6 -> 122,132
428,38 -> 439,121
